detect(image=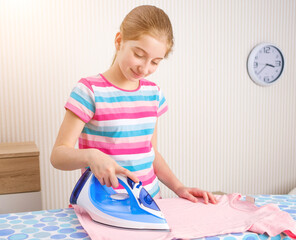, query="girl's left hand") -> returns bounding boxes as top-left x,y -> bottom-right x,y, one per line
175,186 -> 218,204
